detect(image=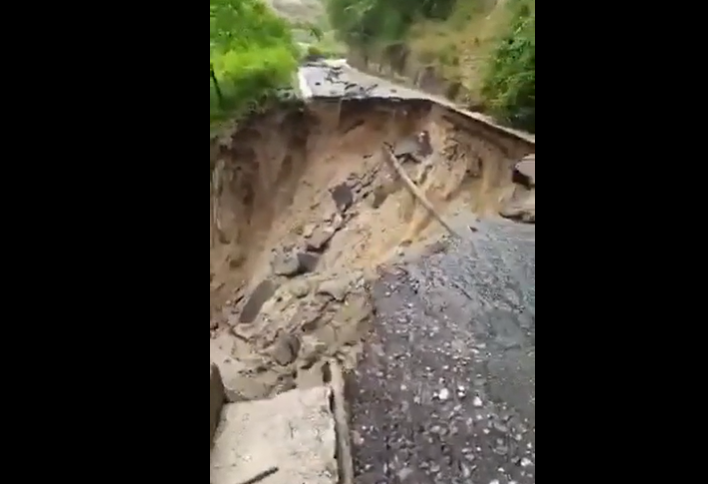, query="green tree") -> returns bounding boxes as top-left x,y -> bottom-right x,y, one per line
210,0 -> 299,124
482,0 -> 535,131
